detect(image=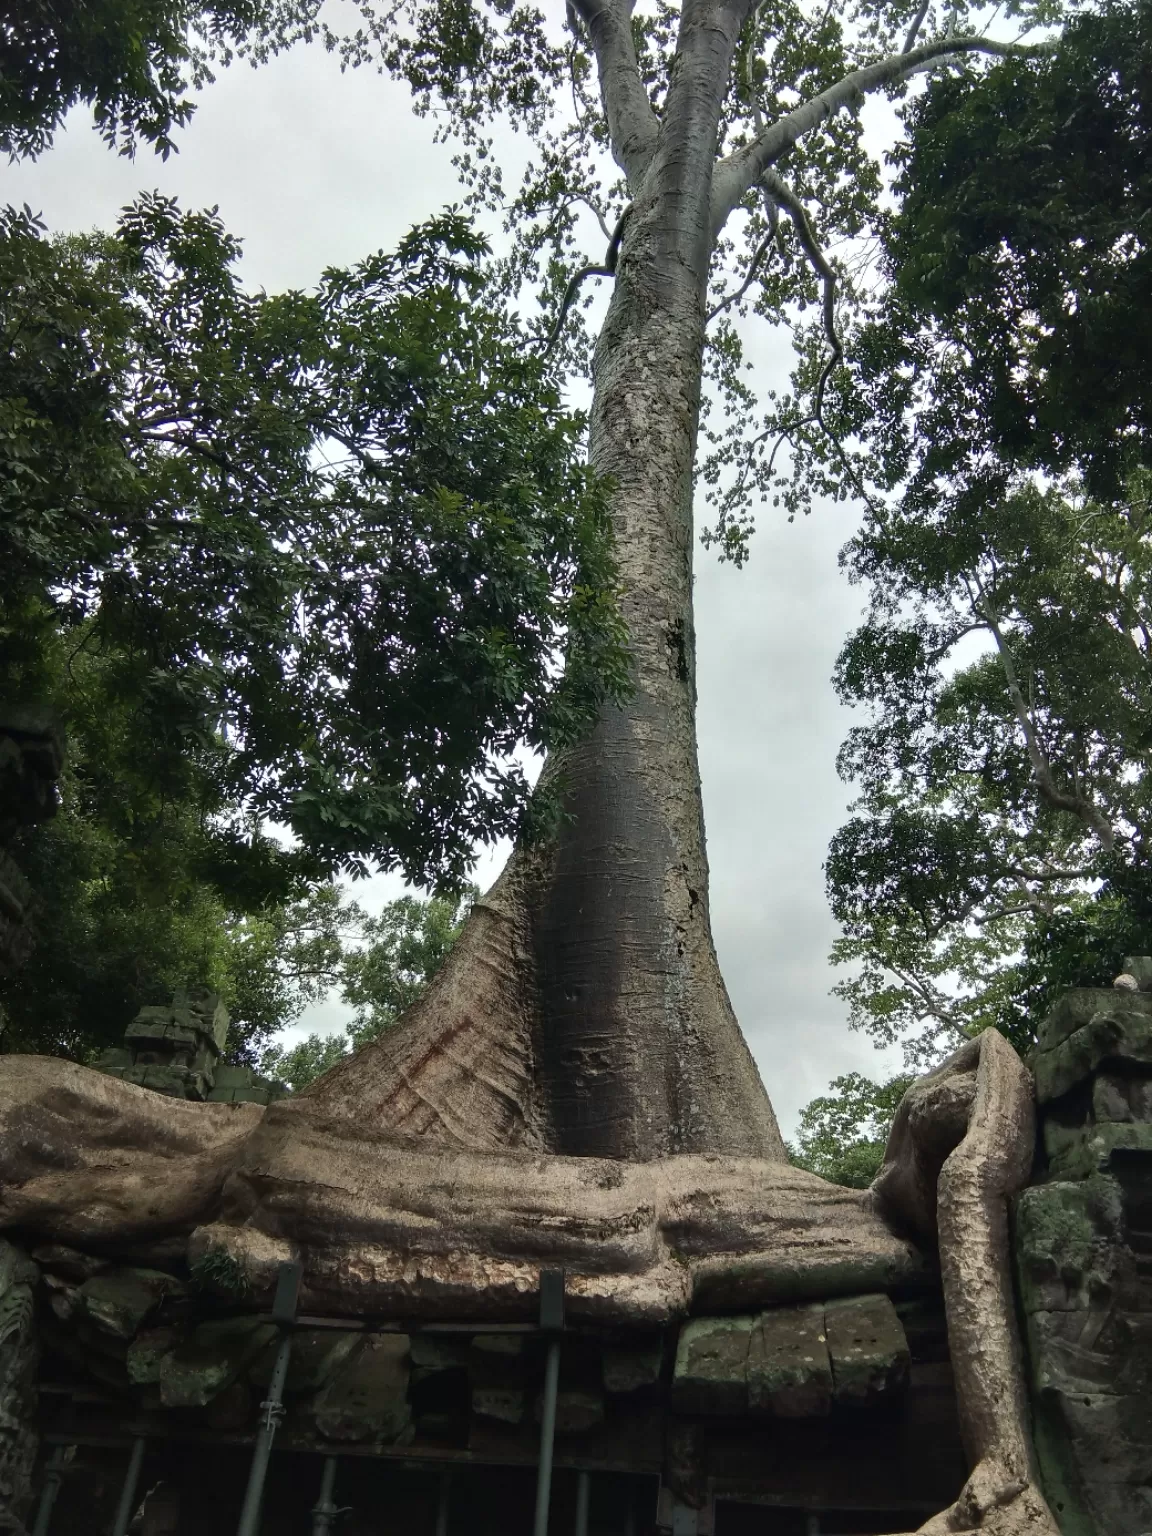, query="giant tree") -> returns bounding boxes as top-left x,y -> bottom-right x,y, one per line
295,0 -> 1045,1162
